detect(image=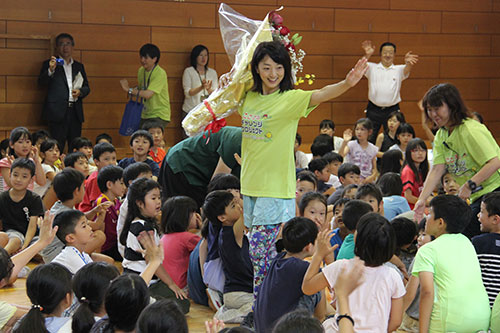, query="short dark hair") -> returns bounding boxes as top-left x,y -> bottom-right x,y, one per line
379,41 -> 396,53
298,192 -> 327,216
338,163 -> 360,179
333,197 -> 350,211
377,172 -> 403,197
430,195 -> 472,233
93,142 -> 116,161
0,247 -> 14,282
341,184 -> 358,198
355,118 -> 373,132
355,213 -> 396,267
56,33 -> 74,46
395,123 -> 415,145
71,137 -> 93,152
190,44 -> 209,70
141,119 -> 165,134
97,165 -> 124,193
380,149 -> 403,176
391,217 -> 417,248
54,209 -> 85,244
308,158 -> 328,173
423,83 -> 471,128
161,196 -> 199,234
319,119 -> 335,131
31,129 -> 50,145
40,139 -> 60,154
123,162 -> 152,186
472,111 -> 484,124
296,170 -> 317,189
311,134 -> 333,157
130,130 -> 154,149
64,152 -> 87,168
323,152 -> 343,164
282,217 -> 318,253
342,199 -> 373,231
207,173 -> 240,193
387,110 -> 405,124
137,299 -> 188,333
272,310 -> 324,333
95,133 -> 113,145
53,168 -> 85,201
202,190 -> 234,226
482,192 -> 500,217
139,43 -> 160,63
355,183 -> 383,205
251,41 -> 293,94
295,133 -> 302,146
11,158 -> 36,177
